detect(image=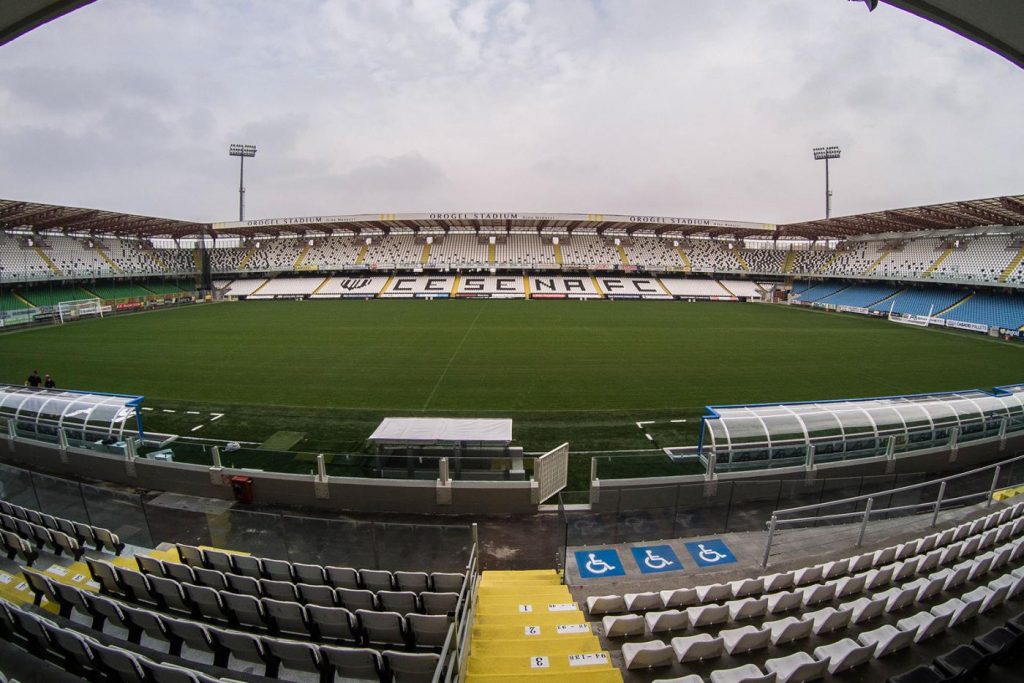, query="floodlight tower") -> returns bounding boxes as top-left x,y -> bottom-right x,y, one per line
812,146 -> 841,219
228,143 -> 257,221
